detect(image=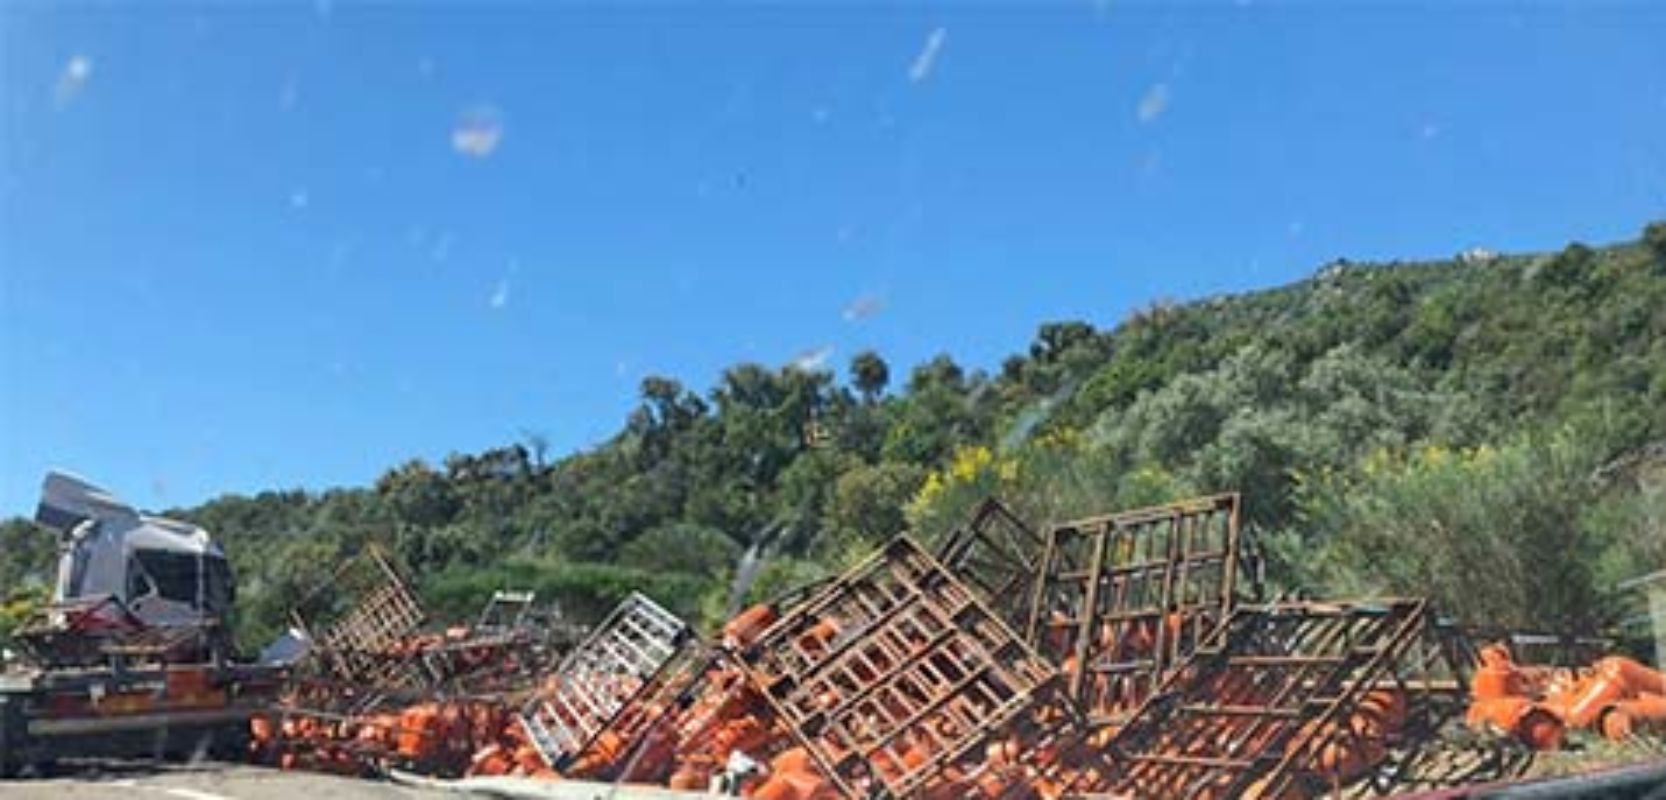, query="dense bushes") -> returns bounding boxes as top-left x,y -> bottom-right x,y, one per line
1265,425 -> 1645,631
